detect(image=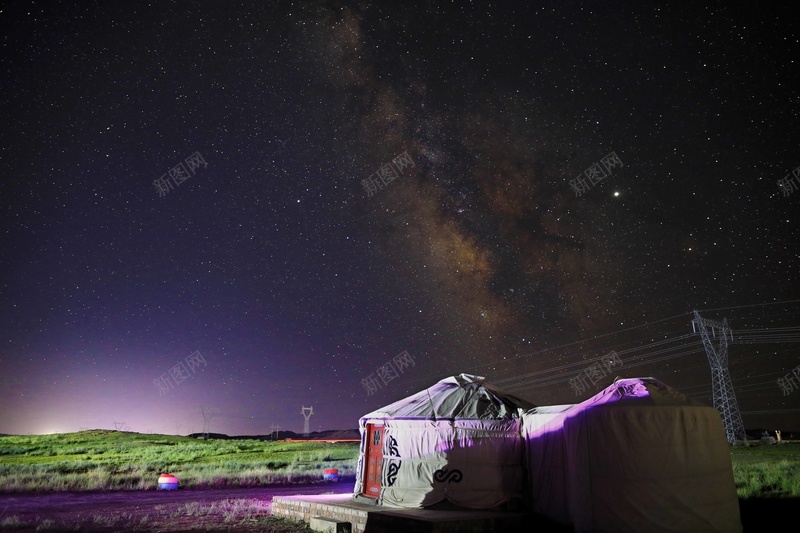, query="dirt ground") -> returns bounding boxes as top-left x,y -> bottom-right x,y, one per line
0,483 -> 351,532
1,485 -> 797,532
